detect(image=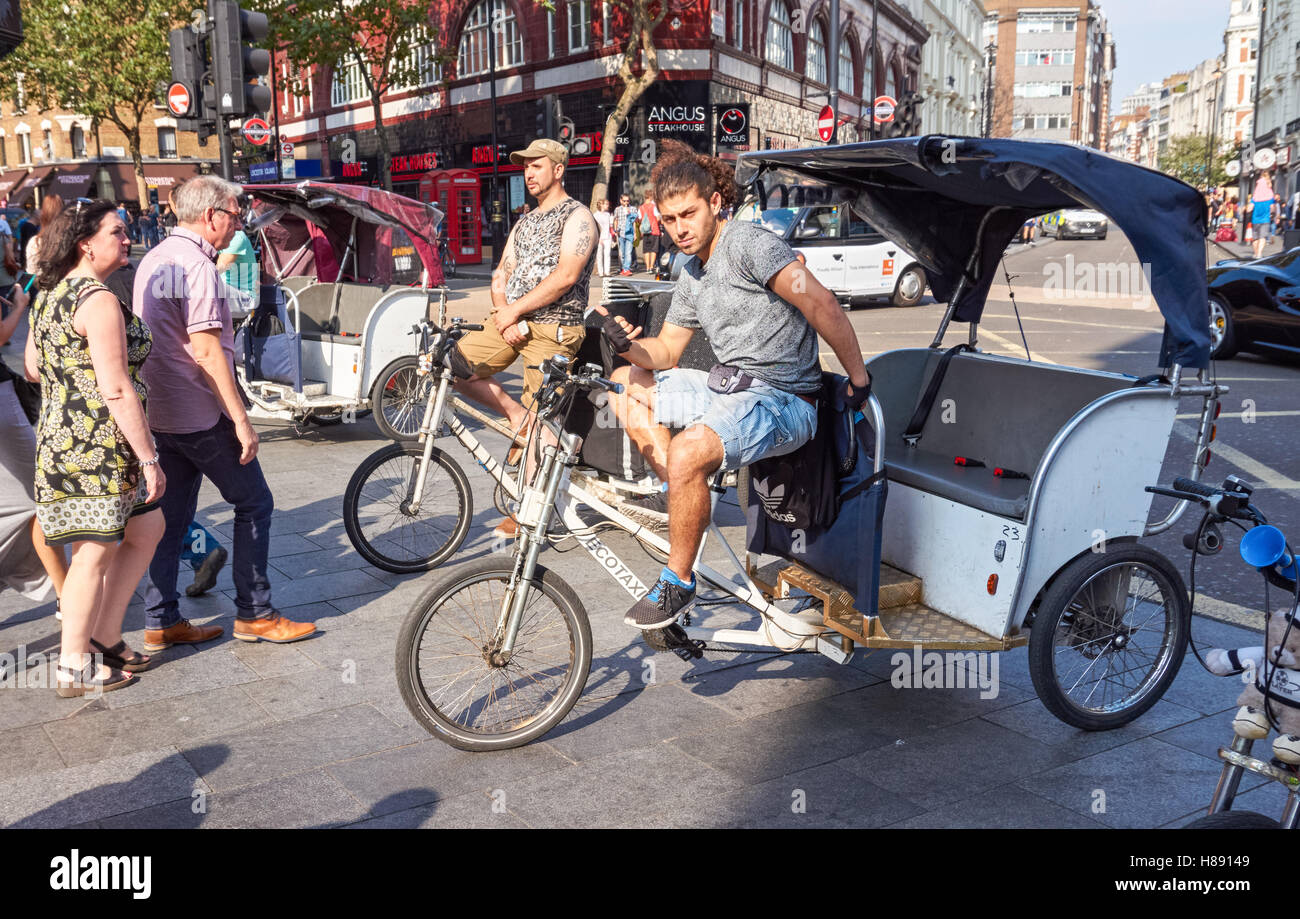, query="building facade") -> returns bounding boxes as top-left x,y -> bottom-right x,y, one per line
0,99 -> 218,209
983,0 -> 1114,148
1253,0 -> 1300,198
268,0 -> 929,254
1221,0 -> 1259,146
916,0 -> 987,136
